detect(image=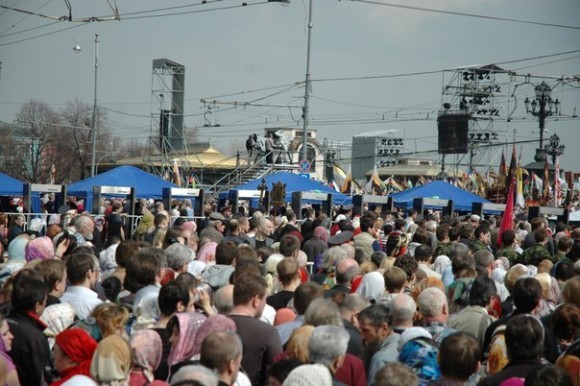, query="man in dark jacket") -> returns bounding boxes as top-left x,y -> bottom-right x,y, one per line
8,269 -> 51,386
